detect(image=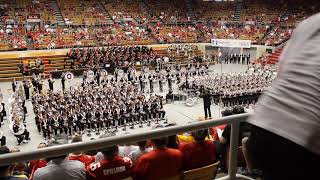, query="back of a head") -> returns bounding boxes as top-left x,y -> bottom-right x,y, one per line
191,129 -> 209,142
222,109 -> 233,117
0,146 -> 11,173
137,141 -> 147,150
46,140 -> 68,161
152,137 -> 169,149
71,136 -> 83,143
232,106 -> 245,114
102,146 -> 119,160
